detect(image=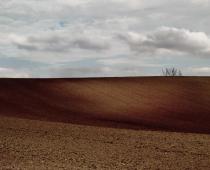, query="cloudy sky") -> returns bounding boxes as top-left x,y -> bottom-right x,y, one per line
1,0 -> 210,77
